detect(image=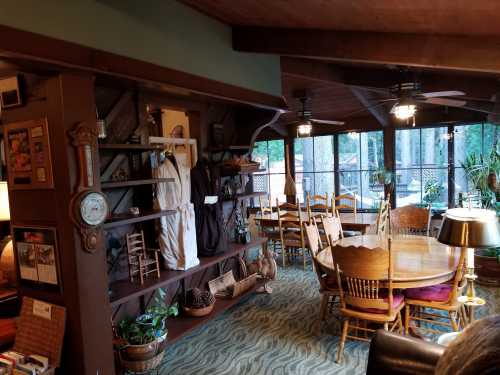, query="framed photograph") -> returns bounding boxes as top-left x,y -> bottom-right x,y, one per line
4,118 -> 54,189
13,226 -> 61,291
